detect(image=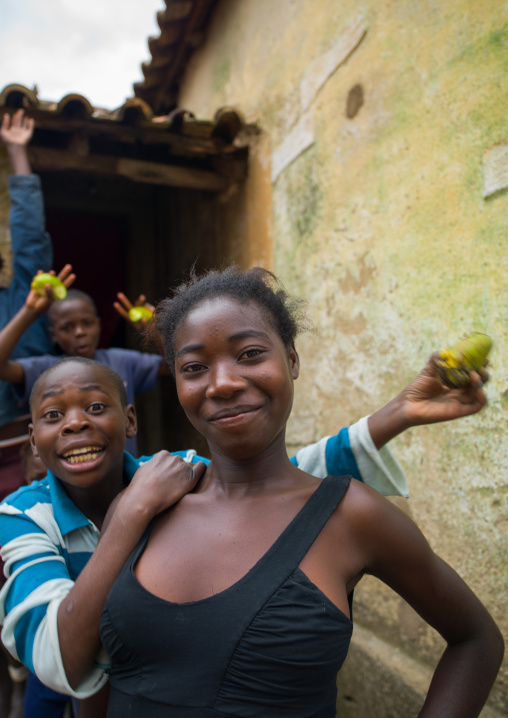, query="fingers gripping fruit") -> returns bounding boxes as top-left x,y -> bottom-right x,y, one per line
434,333 -> 492,388
128,306 -> 153,323
31,273 -> 67,300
